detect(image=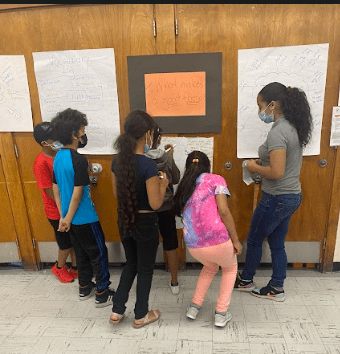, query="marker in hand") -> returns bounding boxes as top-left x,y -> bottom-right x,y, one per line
165,144 -> 176,153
